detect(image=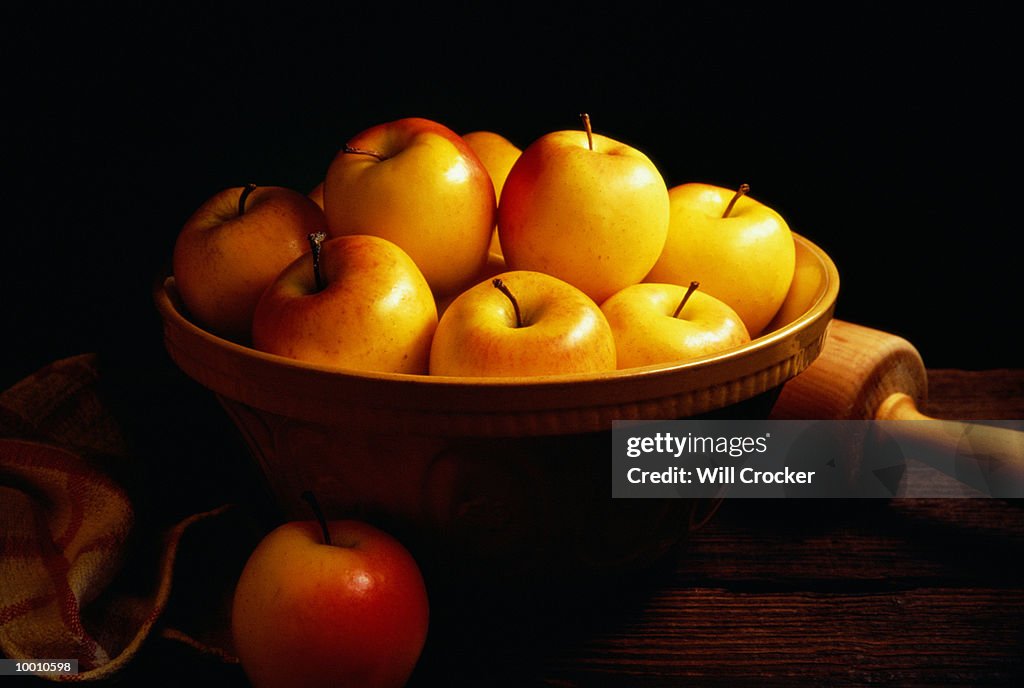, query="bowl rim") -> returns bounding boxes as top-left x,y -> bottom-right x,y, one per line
154,232 -> 839,390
